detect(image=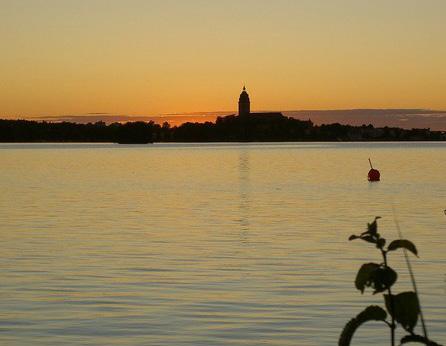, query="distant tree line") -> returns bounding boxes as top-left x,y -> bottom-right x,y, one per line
1,114 -> 445,143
